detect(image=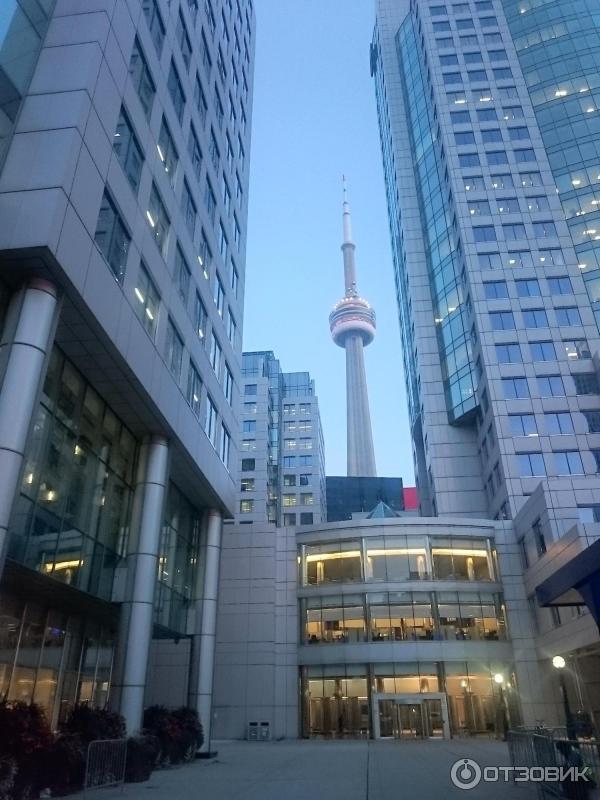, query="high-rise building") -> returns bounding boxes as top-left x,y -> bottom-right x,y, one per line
373,0 -> 600,732
330,182 -> 378,477
0,0 -> 255,750
235,351 -> 326,527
